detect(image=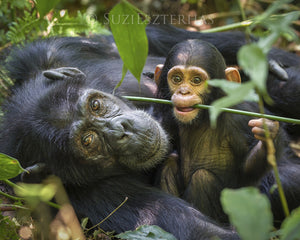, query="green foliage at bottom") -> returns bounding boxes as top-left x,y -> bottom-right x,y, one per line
221,187 -> 300,240
117,225 -> 177,240
221,187 -> 273,240
281,207 -> 300,240
0,214 -> 19,240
